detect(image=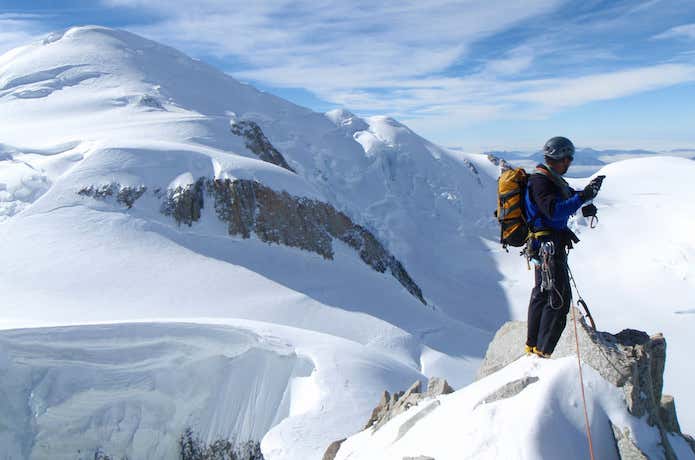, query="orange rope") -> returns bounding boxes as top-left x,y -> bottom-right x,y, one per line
572,304 -> 596,460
